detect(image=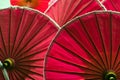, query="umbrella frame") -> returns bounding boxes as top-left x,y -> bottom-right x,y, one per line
44,10 -> 120,80
0,6 -> 60,80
